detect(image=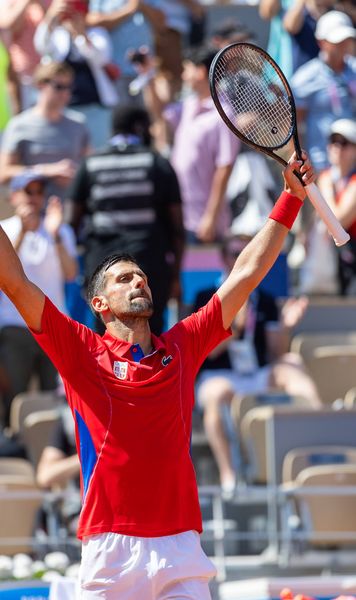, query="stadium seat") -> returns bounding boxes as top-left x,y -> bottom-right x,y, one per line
282,464 -> 356,548
290,297 -> 356,335
290,331 -> 356,362
239,400 -> 318,484
0,476 -> 43,555
282,446 -> 356,483
9,391 -> 59,436
0,457 -> 35,481
22,410 -> 61,470
305,347 -> 356,406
